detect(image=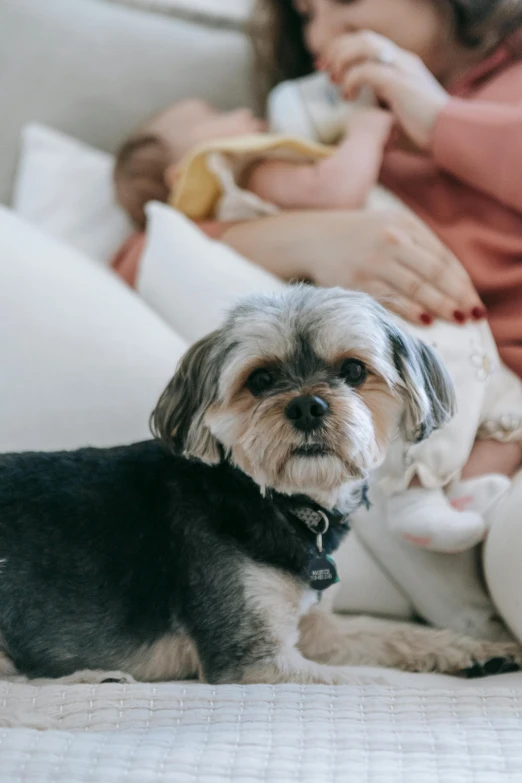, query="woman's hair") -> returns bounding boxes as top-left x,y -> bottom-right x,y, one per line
251,0 -> 522,99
